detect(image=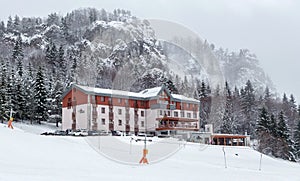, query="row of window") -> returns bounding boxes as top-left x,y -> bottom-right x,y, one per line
100,118 -> 145,127
159,110 -> 197,119
99,97 -> 146,106
101,107 -> 145,117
